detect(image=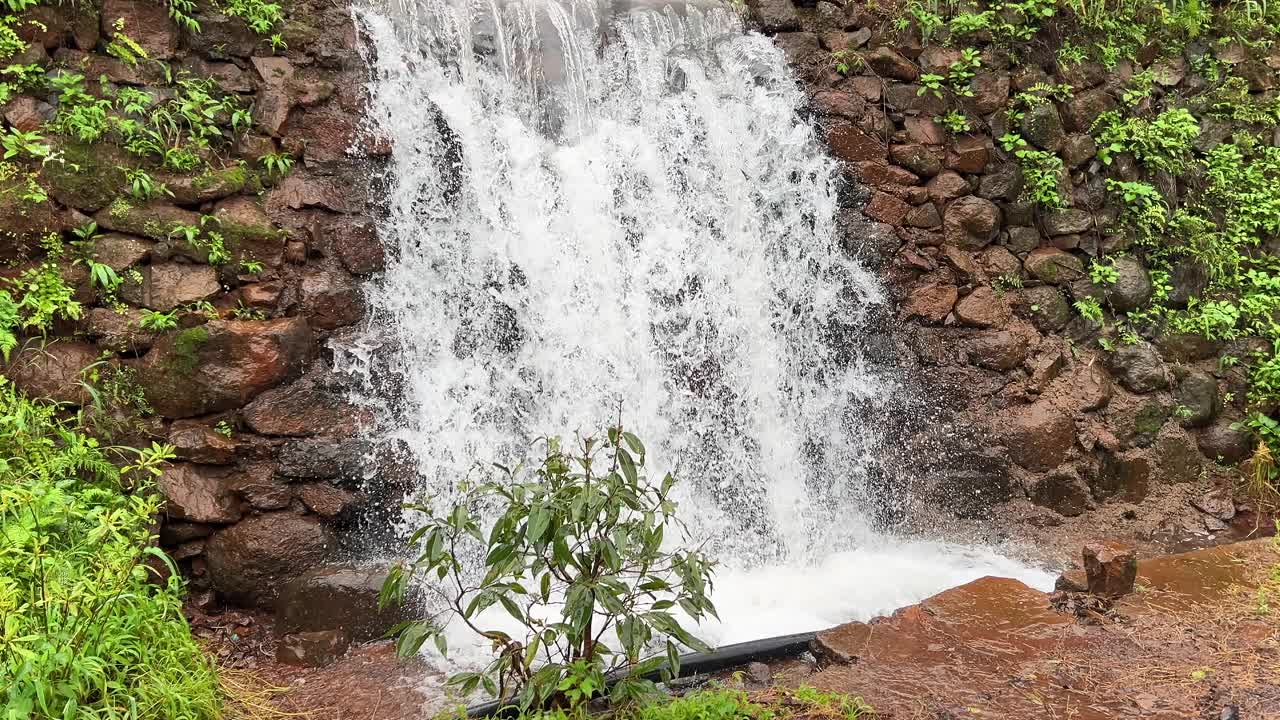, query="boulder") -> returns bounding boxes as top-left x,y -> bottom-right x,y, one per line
865,46 -> 918,81
970,71 -> 1010,115
1024,248 -> 1084,285
139,318 -> 312,418
205,512 -> 335,607
276,630 -> 350,668
1062,88 -> 1116,131
1015,286 -> 1072,332
169,421 -> 238,464
1153,427 -> 1203,483
1173,371 -> 1218,428
210,197 -> 287,267
1101,256 -> 1152,312
323,215 -> 385,275
1094,448 -> 1151,502
241,373 -> 372,437
297,483 -> 359,517
86,308 -> 153,353
276,565 -> 418,642
1029,470 -> 1091,516
747,0 -> 801,32
1061,134 -> 1097,168
977,163 -> 1023,201
95,201 -> 200,241
1042,209 -> 1092,237
827,122 -> 885,162
946,136 -> 988,173
1082,541 -> 1137,598
1000,402 -> 1075,471
1192,486 -> 1235,521
1110,342 -> 1169,394
101,0 -> 179,58
118,263 -> 220,311
927,170 -> 971,204
91,233 -> 154,271
901,282 -> 957,324
301,264 -> 365,330
943,196 -> 1001,249
3,341 -> 98,405
4,96 -> 54,132
967,330 -> 1027,371
954,286 -> 1008,328
889,144 -> 942,176
158,463 -> 242,524
1019,102 -> 1066,151
864,192 -> 911,225
277,438 -> 369,480
1197,417 -> 1253,464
